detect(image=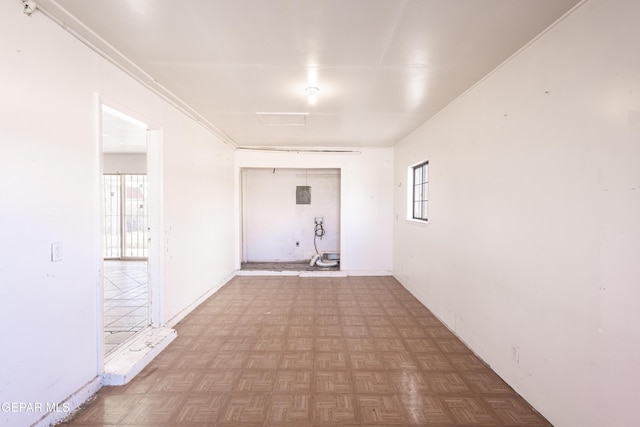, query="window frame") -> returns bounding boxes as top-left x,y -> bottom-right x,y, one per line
410,161 -> 429,222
